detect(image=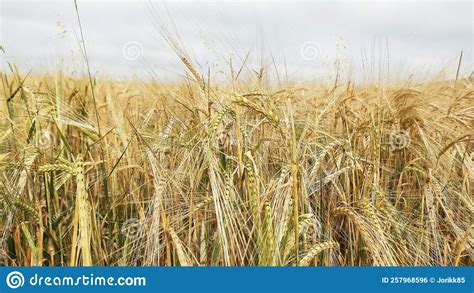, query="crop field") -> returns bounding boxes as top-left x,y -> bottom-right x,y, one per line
0,1 -> 473,268
1,62 -> 472,266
